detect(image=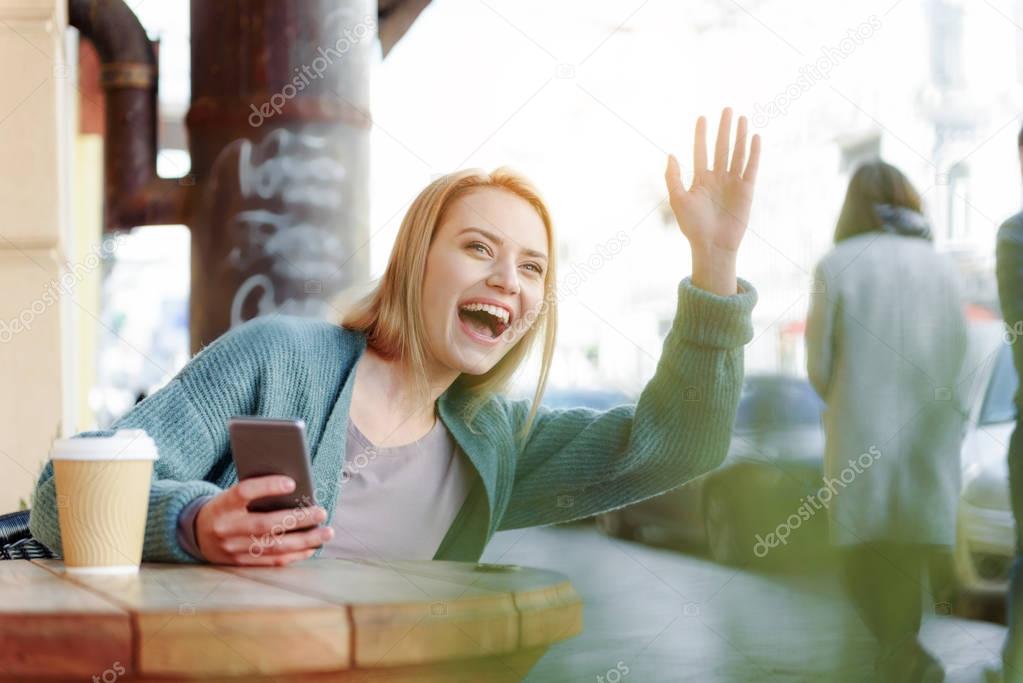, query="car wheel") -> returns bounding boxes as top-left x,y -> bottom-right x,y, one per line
703,483 -> 749,566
